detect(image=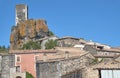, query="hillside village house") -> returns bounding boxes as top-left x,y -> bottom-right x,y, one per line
10,50 -> 56,78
